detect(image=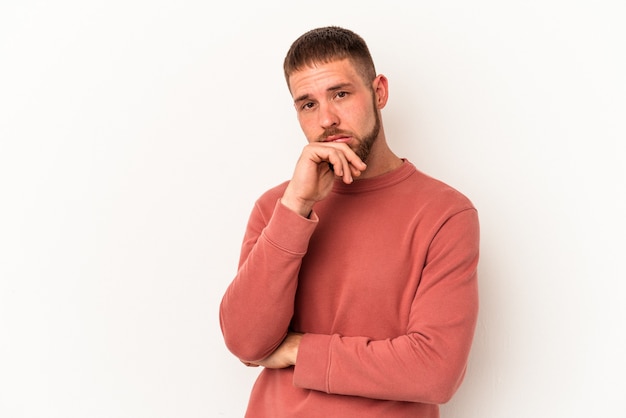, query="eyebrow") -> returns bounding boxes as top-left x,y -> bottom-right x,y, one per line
293,82 -> 353,104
